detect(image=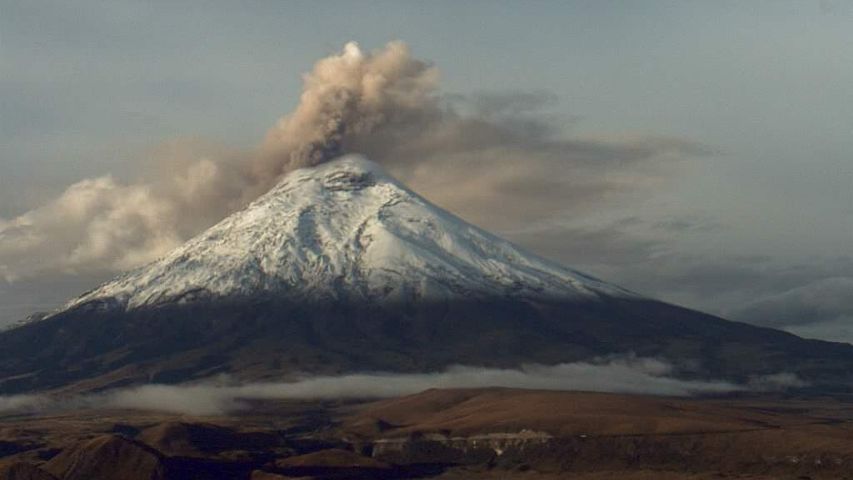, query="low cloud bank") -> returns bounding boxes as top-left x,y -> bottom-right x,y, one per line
0,358 -> 805,417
